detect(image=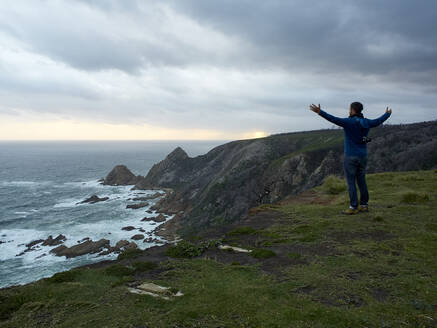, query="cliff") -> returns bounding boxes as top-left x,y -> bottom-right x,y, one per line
106,120 -> 437,238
